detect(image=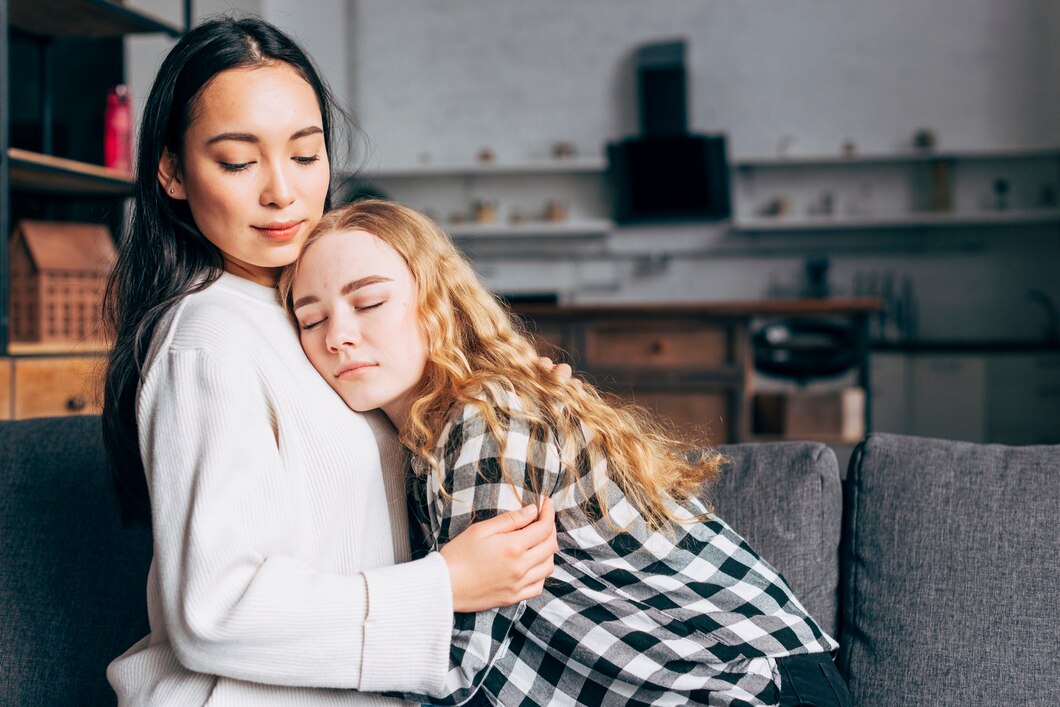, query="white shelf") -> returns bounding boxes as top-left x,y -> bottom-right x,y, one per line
733,209 -> 1060,233
733,146 -> 1060,169
359,158 -> 607,179
445,220 -> 612,238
